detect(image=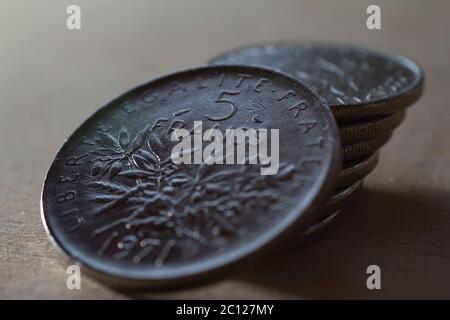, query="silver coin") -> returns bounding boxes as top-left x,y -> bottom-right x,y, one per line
41,65 -> 341,288
337,152 -> 379,189
209,42 -> 424,122
342,133 -> 391,161
340,111 -> 405,144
